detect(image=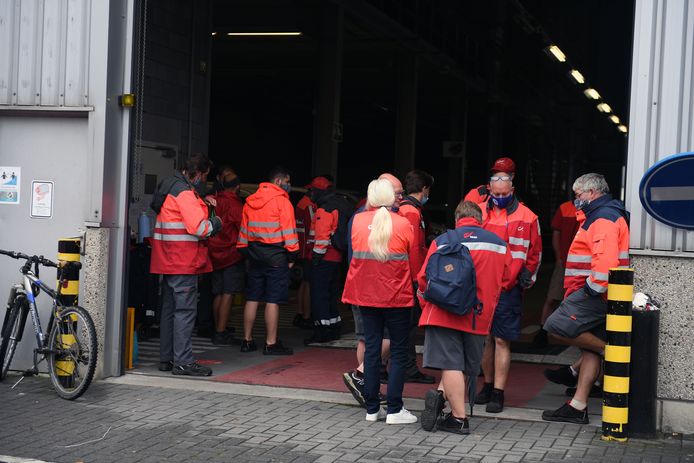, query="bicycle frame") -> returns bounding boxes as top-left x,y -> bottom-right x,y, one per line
15,271 -> 62,363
